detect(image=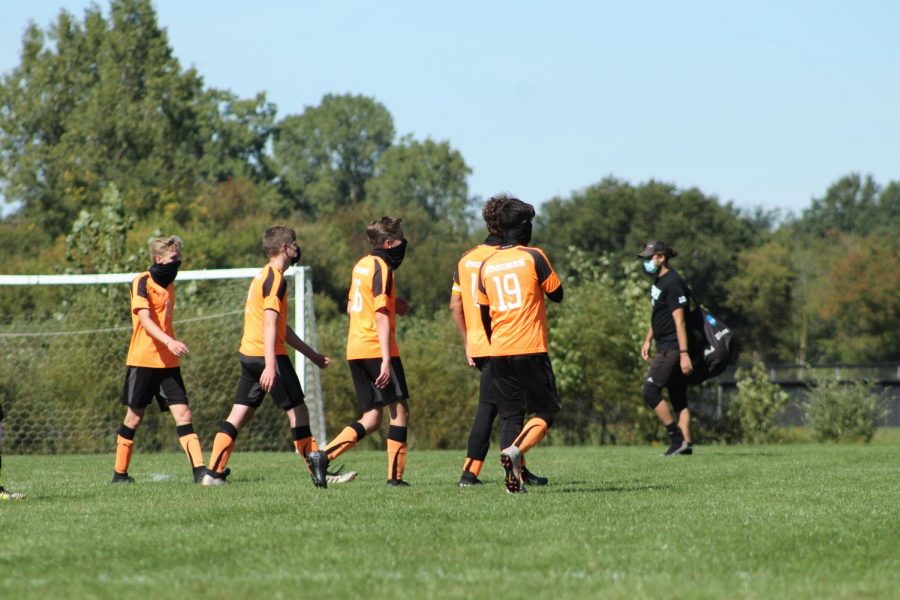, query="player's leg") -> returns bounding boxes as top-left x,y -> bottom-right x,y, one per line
0,404 -> 25,500
203,357 -> 263,485
643,350 -> 687,456
114,367 -> 156,483
669,377 -> 692,453
460,357 -> 496,486
160,368 -> 206,482
491,356 -> 526,493
384,357 -> 411,486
